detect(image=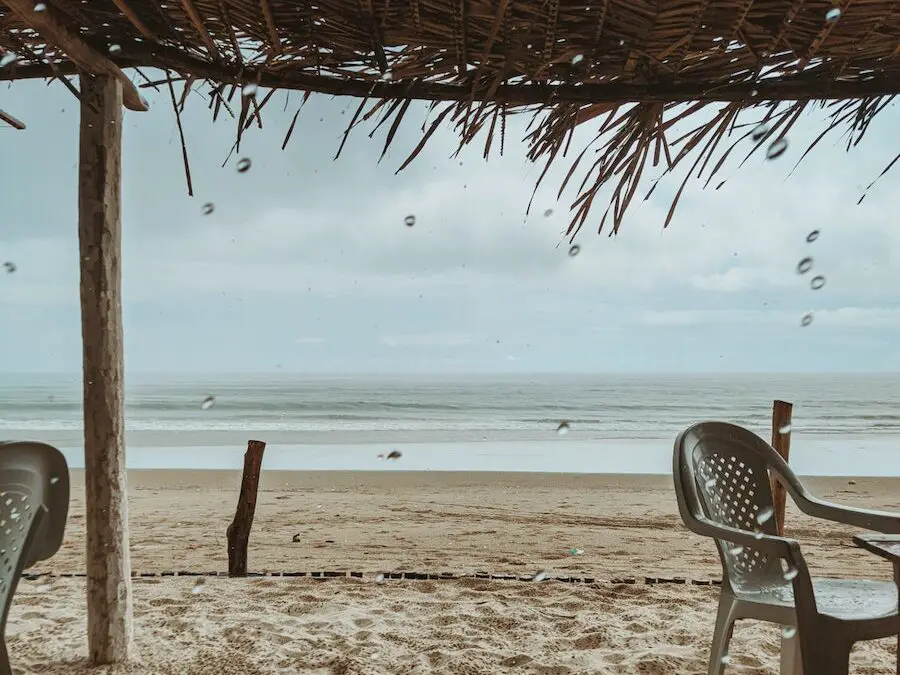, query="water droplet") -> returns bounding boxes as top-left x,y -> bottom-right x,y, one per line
751,123 -> 768,141
756,506 -> 774,525
766,138 -> 789,160
796,257 -> 813,274
49,477 -> 59,485
404,215 -> 416,227
386,450 -> 402,460
783,567 -> 799,581
543,208 -> 554,217
754,530 -> 764,540
532,571 -> 550,582
556,421 -> 570,435
810,275 -> 826,290
108,44 -> 122,55
568,244 -> 581,257
201,395 -> 216,410
200,202 -> 216,216
720,654 -> 732,665
380,71 -> 393,81
825,7 -> 841,22
34,3 -> 46,11
704,477 -> 717,489
236,157 -> 252,173
783,626 -> 797,638
3,261 -> 15,273
571,54 -> 584,65
375,573 -> 385,582
36,582 -> 52,592
806,229 -> 820,243
243,83 -> 258,98
729,545 -> 745,556
778,423 -> 792,435
0,52 -> 17,68
801,313 -> 813,327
